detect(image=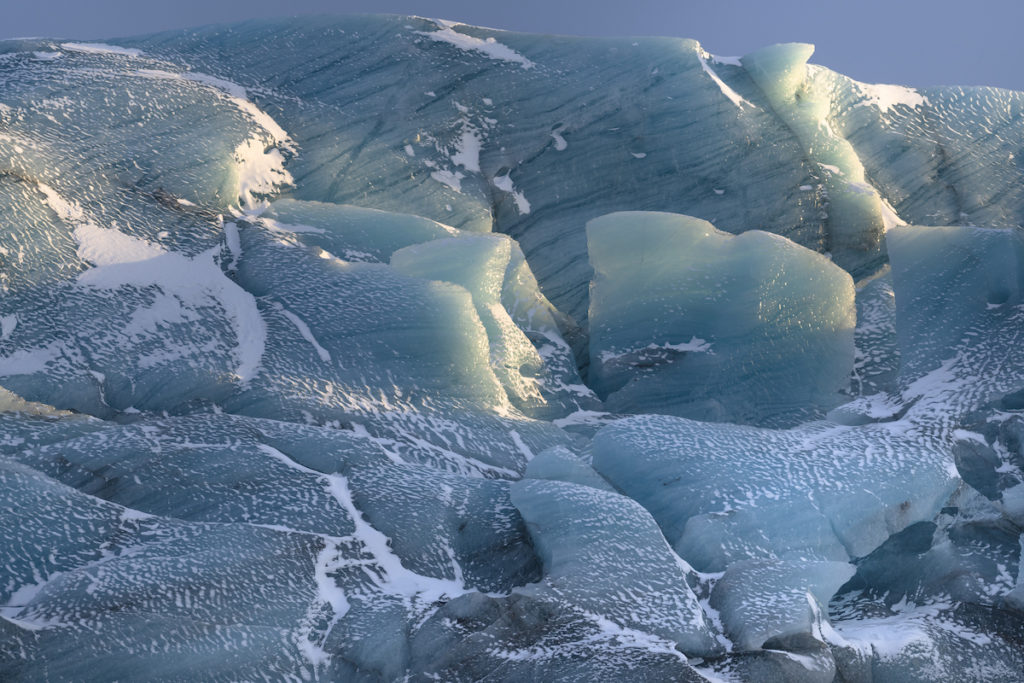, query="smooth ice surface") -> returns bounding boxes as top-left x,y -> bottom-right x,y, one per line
588,211 -> 855,426
741,44 -> 887,274
392,233 -> 595,419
